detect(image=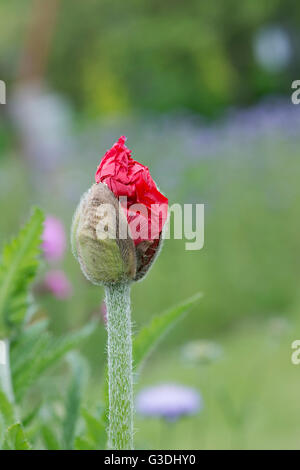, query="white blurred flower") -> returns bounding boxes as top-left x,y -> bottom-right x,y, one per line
182,340 -> 223,365
10,82 -> 73,170
268,316 -> 291,338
